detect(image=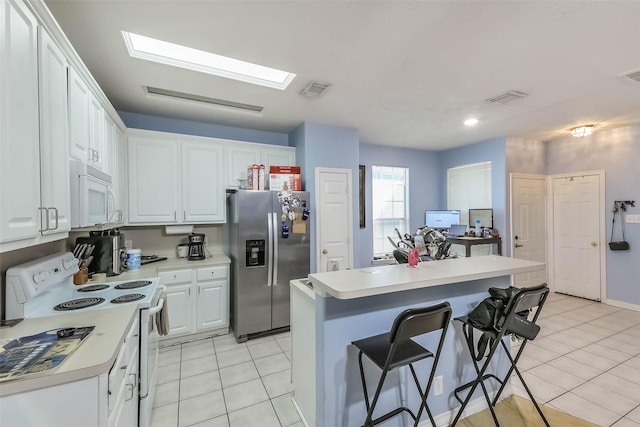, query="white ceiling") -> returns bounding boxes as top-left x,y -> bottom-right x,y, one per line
45,0 -> 640,151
